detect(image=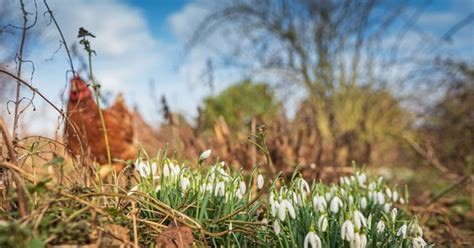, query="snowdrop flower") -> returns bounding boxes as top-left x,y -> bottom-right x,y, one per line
199,149 -> 212,161
392,191 -> 399,202
180,177 -> 190,191
412,237 -> 428,248
293,192 -> 304,207
278,199 -> 296,221
351,233 -> 367,248
351,233 -> 362,248
169,163 -> 180,176
399,197 -> 406,205
391,208 -> 398,222
385,188 -> 392,199
368,182 -> 376,191
377,176 -> 384,185
163,164 -> 170,177
340,188 -> 347,197
257,174 -> 264,189
354,210 -> 367,231
341,220 -> 355,241
377,192 -> 385,205
271,201 -> 280,217
215,181 -> 225,197
397,224 -> 407,239
273,220 -> 281,235
343,176 -> 351,186
368,191 -> 374,201
318,215 -> 328,232
410,223 -> 424,237
313,196 -> 327,212
239,181 -> 246,195
298,178 -> 311,195
325,192 -> 333,202
376,220 -> 385,233
304,231 -> 322,248
136,161 -> 157,177
360,197 -> 367,209
330,196 -> 343,213
383,203 -> 391,213
357,172 -> 367,186
348,195 -> 354,205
